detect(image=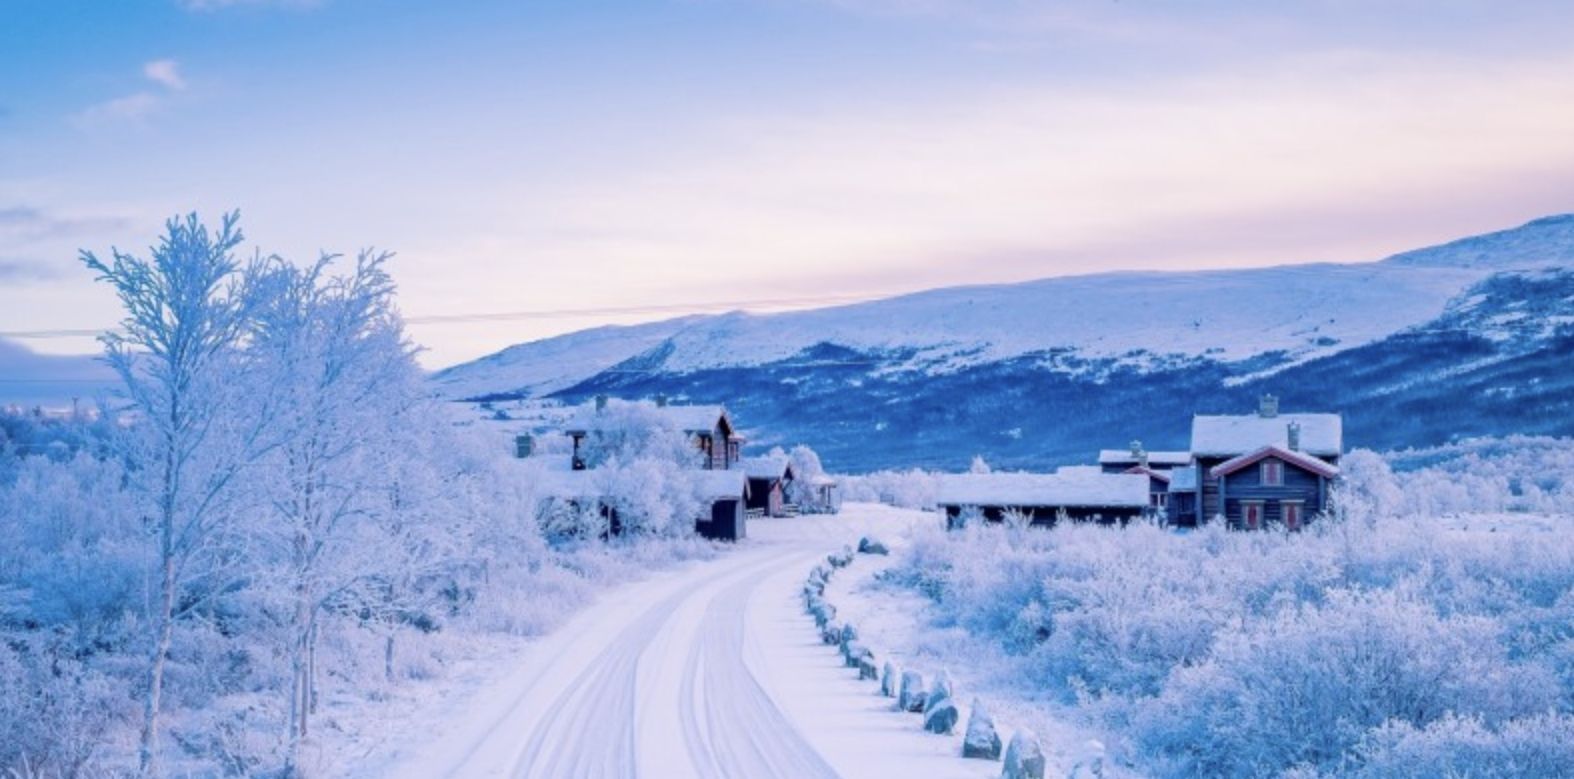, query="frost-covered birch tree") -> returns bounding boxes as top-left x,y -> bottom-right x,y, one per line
249,251 -> 426,775
80,212 -> 272,777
